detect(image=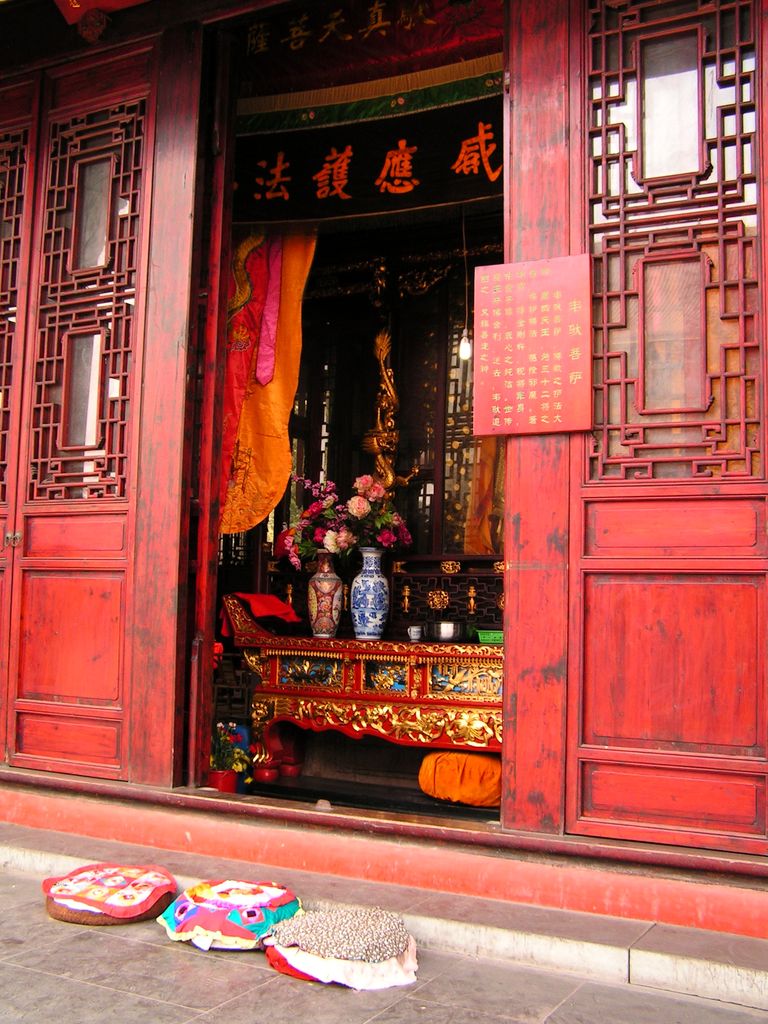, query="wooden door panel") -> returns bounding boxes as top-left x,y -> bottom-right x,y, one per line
578,763 -> 765,839
24,513 -> 127,558
17,570 -> 123,703
585,499 -> 767,558
14,710 -> 122,773
582,573 -> 763,755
